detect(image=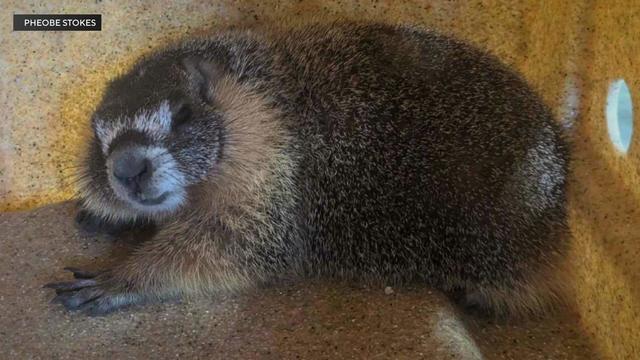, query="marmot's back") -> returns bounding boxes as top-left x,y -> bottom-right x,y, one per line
261,23 -> 570,315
